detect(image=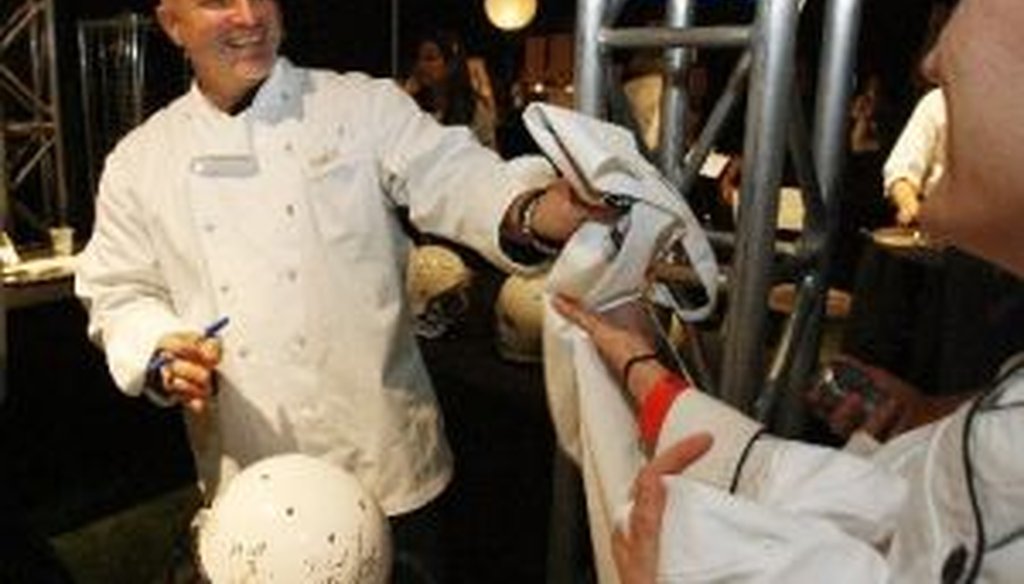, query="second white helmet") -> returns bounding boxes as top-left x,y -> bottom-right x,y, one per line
406,244 -> 473,339
495,271 -> 548,363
